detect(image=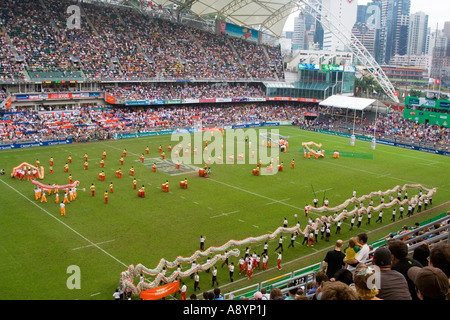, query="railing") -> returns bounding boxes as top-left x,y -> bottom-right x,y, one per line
223,263 -> 322,300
